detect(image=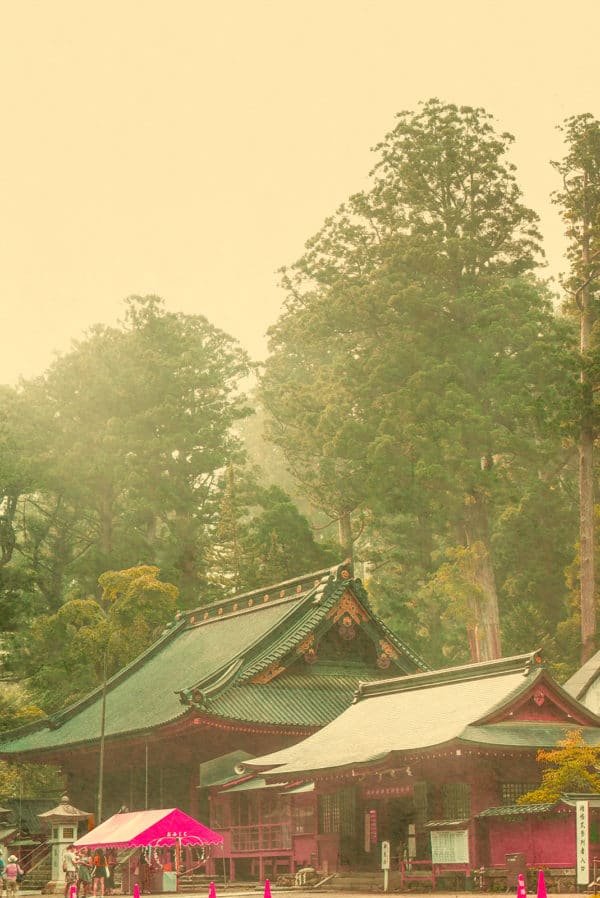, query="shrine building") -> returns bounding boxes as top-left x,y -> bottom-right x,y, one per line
0,562 -> 426,848
222,650 -> 600,887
